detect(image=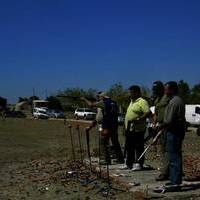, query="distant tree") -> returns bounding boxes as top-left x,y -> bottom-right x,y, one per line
190,83 -> 200,104
107,83 -> 129,112
178,80 -> 191,103
107,83 -> 126,98
0,96 -> 7,110
141,86 -> 151,97
60,87 -> 86,97
46,96 -> 63,110
57,87 -> 97,111
86,88 -> 98,97
18,97 -> 29,103
28,96 -> 40,105
29,96 -> 40,101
